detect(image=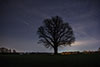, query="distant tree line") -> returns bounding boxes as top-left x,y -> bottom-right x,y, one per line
61,49 -> 100,55
0,47 -> 16,53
